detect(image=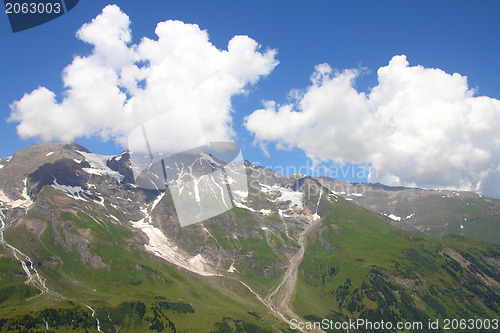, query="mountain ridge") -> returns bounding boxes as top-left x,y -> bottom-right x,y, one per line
0,142 -> 498,332
2,142 -> 497,244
